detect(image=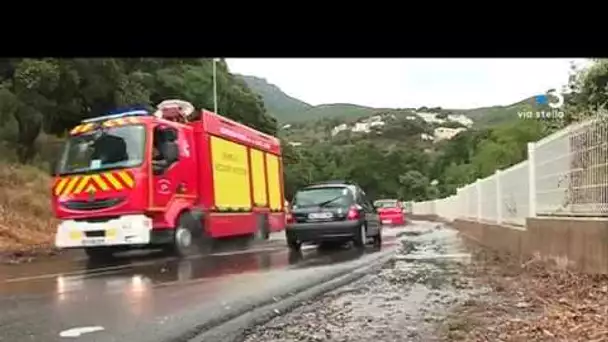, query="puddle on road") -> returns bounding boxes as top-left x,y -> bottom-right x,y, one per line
0,234 -> 402,301
242,223 -> 483,342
